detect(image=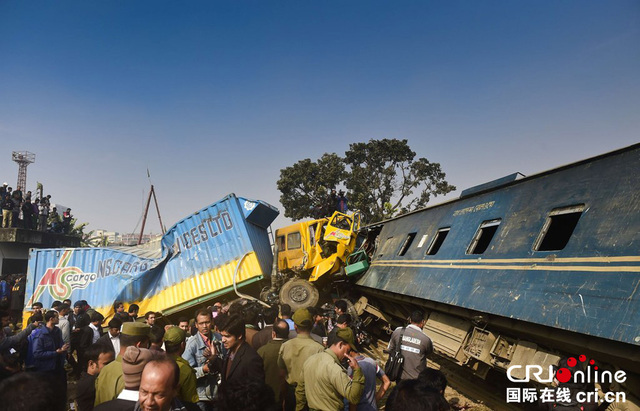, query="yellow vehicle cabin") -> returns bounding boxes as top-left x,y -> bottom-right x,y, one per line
275,211 -> 361,283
